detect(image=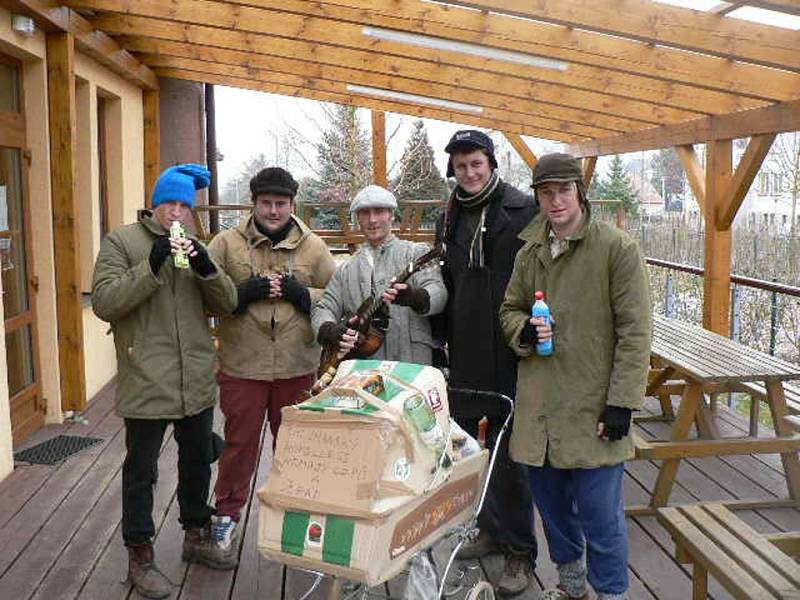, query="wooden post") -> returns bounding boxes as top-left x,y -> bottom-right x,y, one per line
143,89 -> 160,208
582,156 -> 597,189
703,139 -> 733,335
371,110 -> 387,187
46,32 -> 87,412
205,83 -> 220,233
503,132 -> 538,170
